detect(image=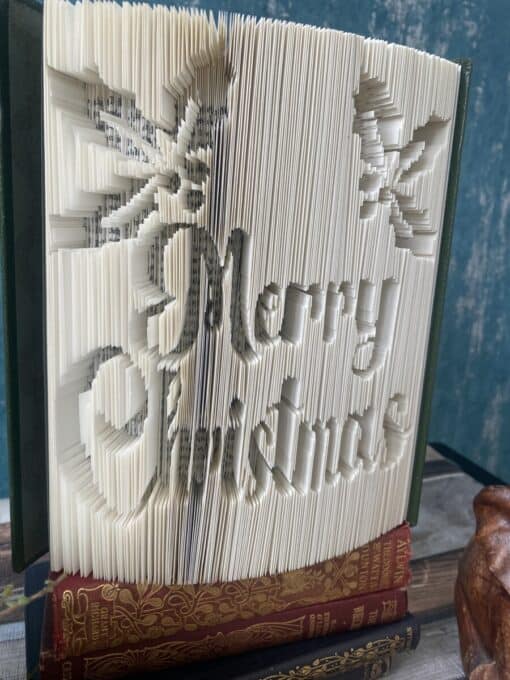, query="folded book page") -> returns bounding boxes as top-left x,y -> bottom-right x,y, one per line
43,0 -> 460,584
